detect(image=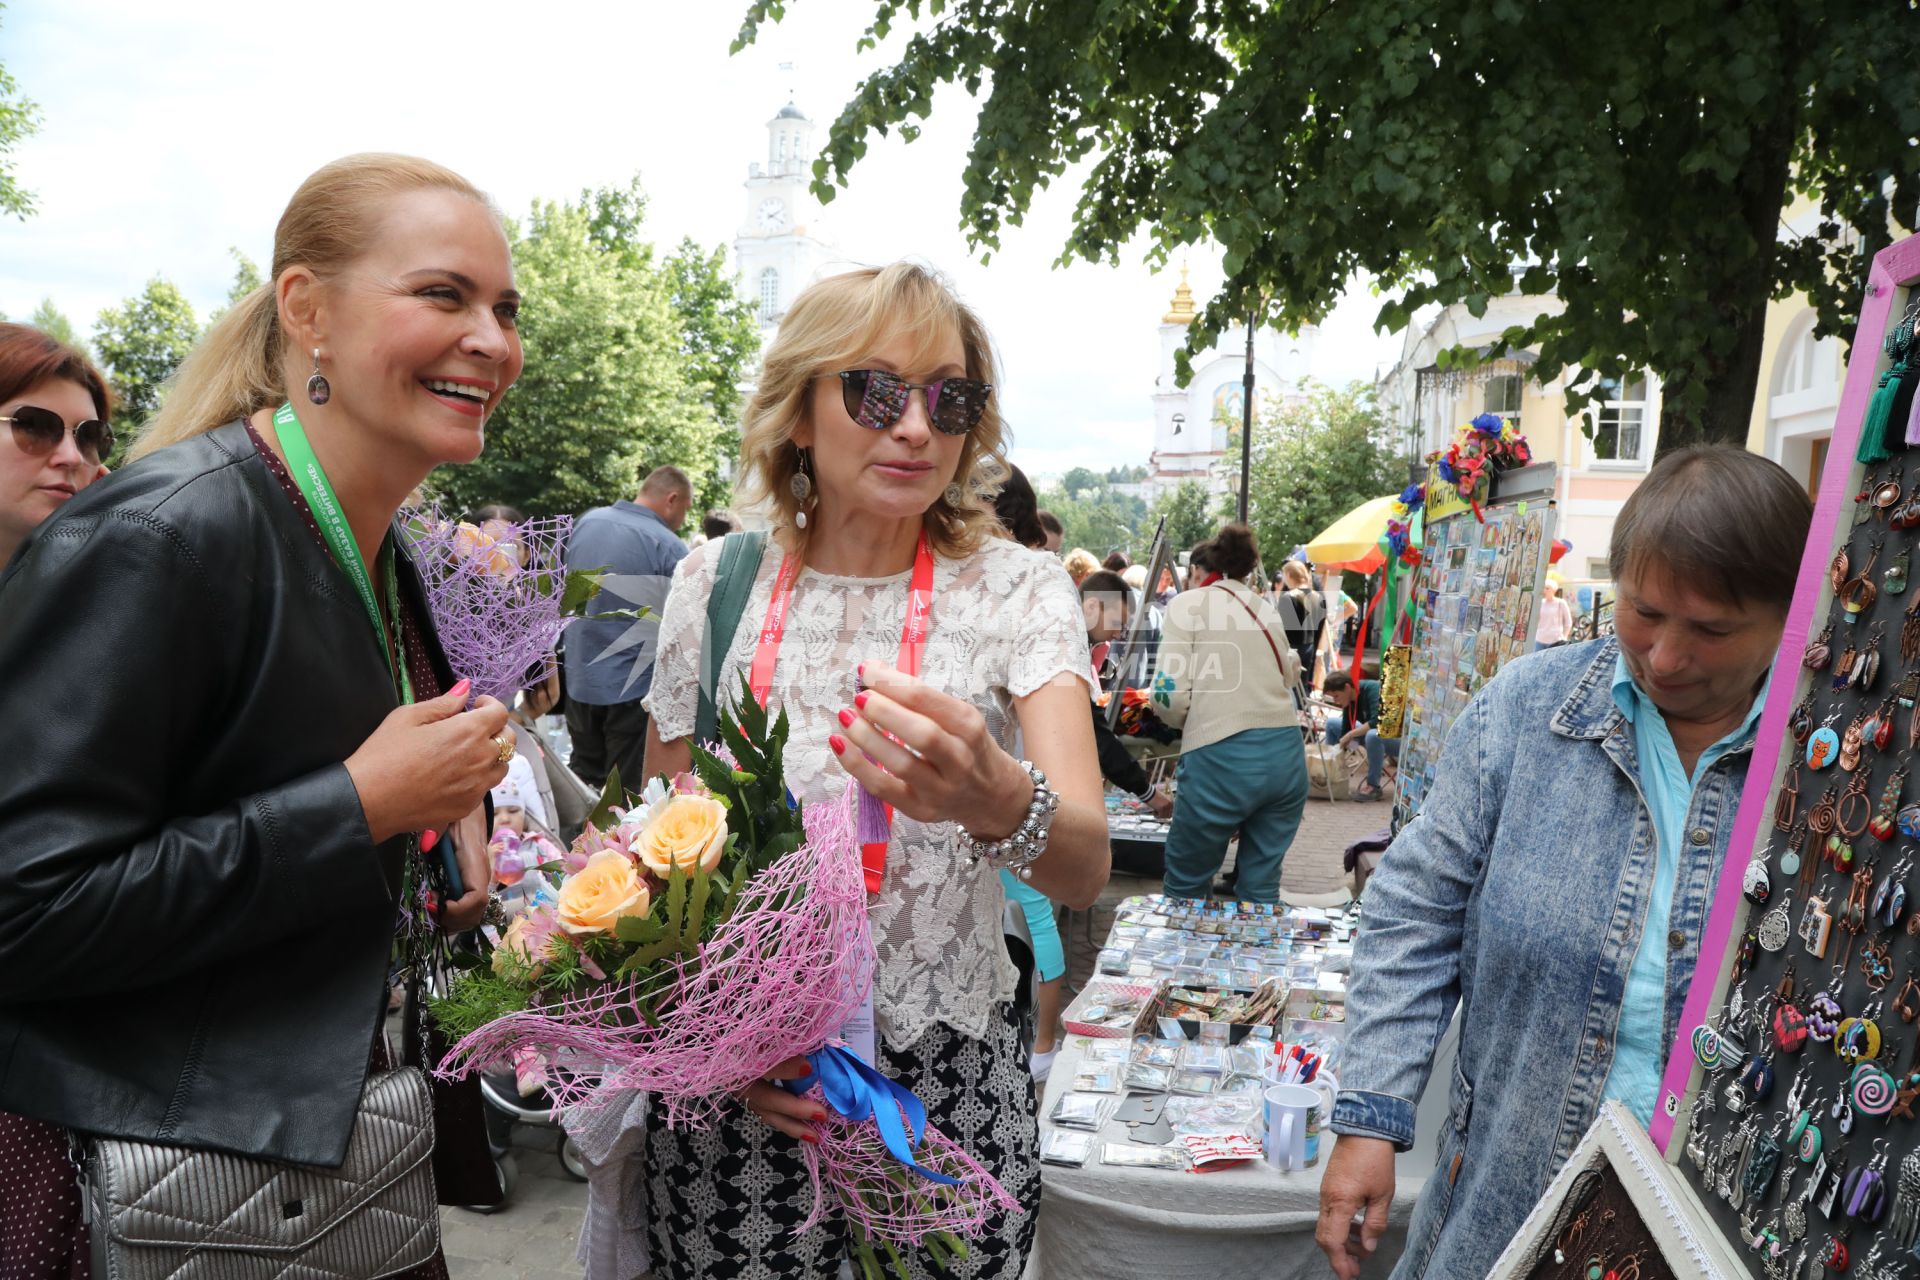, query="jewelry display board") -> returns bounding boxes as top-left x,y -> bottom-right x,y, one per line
1489,1102 -> 1749,1280
1392,471 -> 1557,831
1658,233 -> 1920,1278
